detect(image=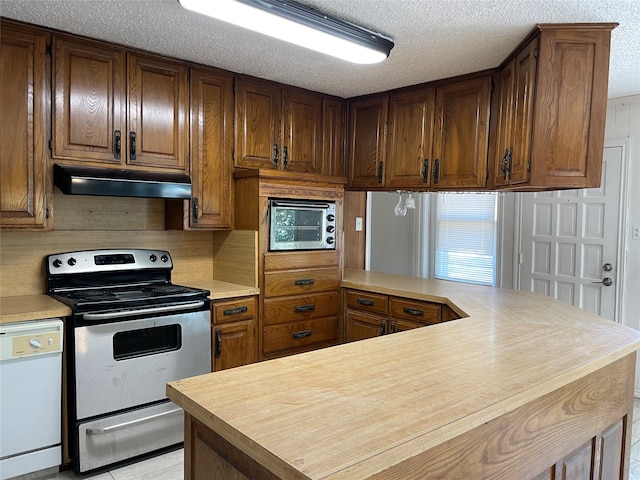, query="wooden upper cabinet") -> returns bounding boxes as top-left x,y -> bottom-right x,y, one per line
282,87 -> 322,173
321,98 -> 345,177
432,75 -> 491,189
347,95 -> 388,188
527,25 -> 614,189
494,39 -> 537,187
1,23 -> 51,230
235,76 -> 281,169
127,53 -> 188,170
386,87 -> 435,188
52,37 -> 125,165
52,37 -> 188,172
188,67 -> 234,229
235,77 -> 329,174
